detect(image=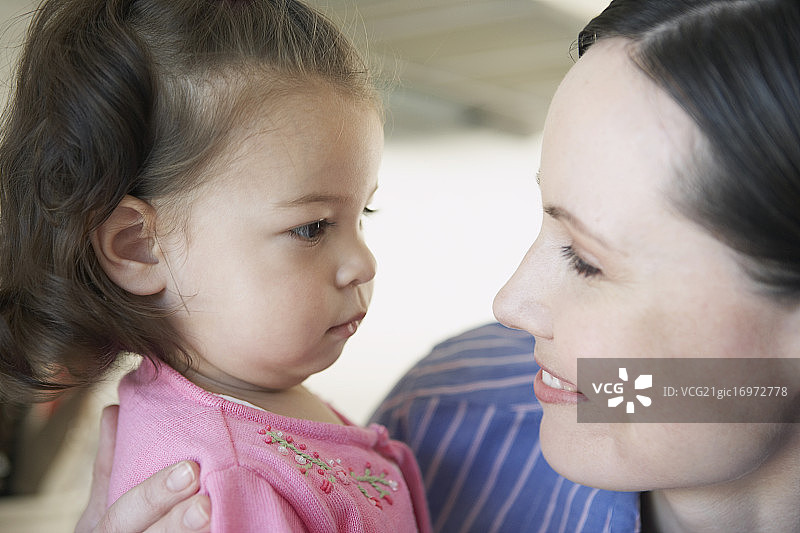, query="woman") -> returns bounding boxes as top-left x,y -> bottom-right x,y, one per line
81,0 -> 800,531
493,0 -> 800,531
